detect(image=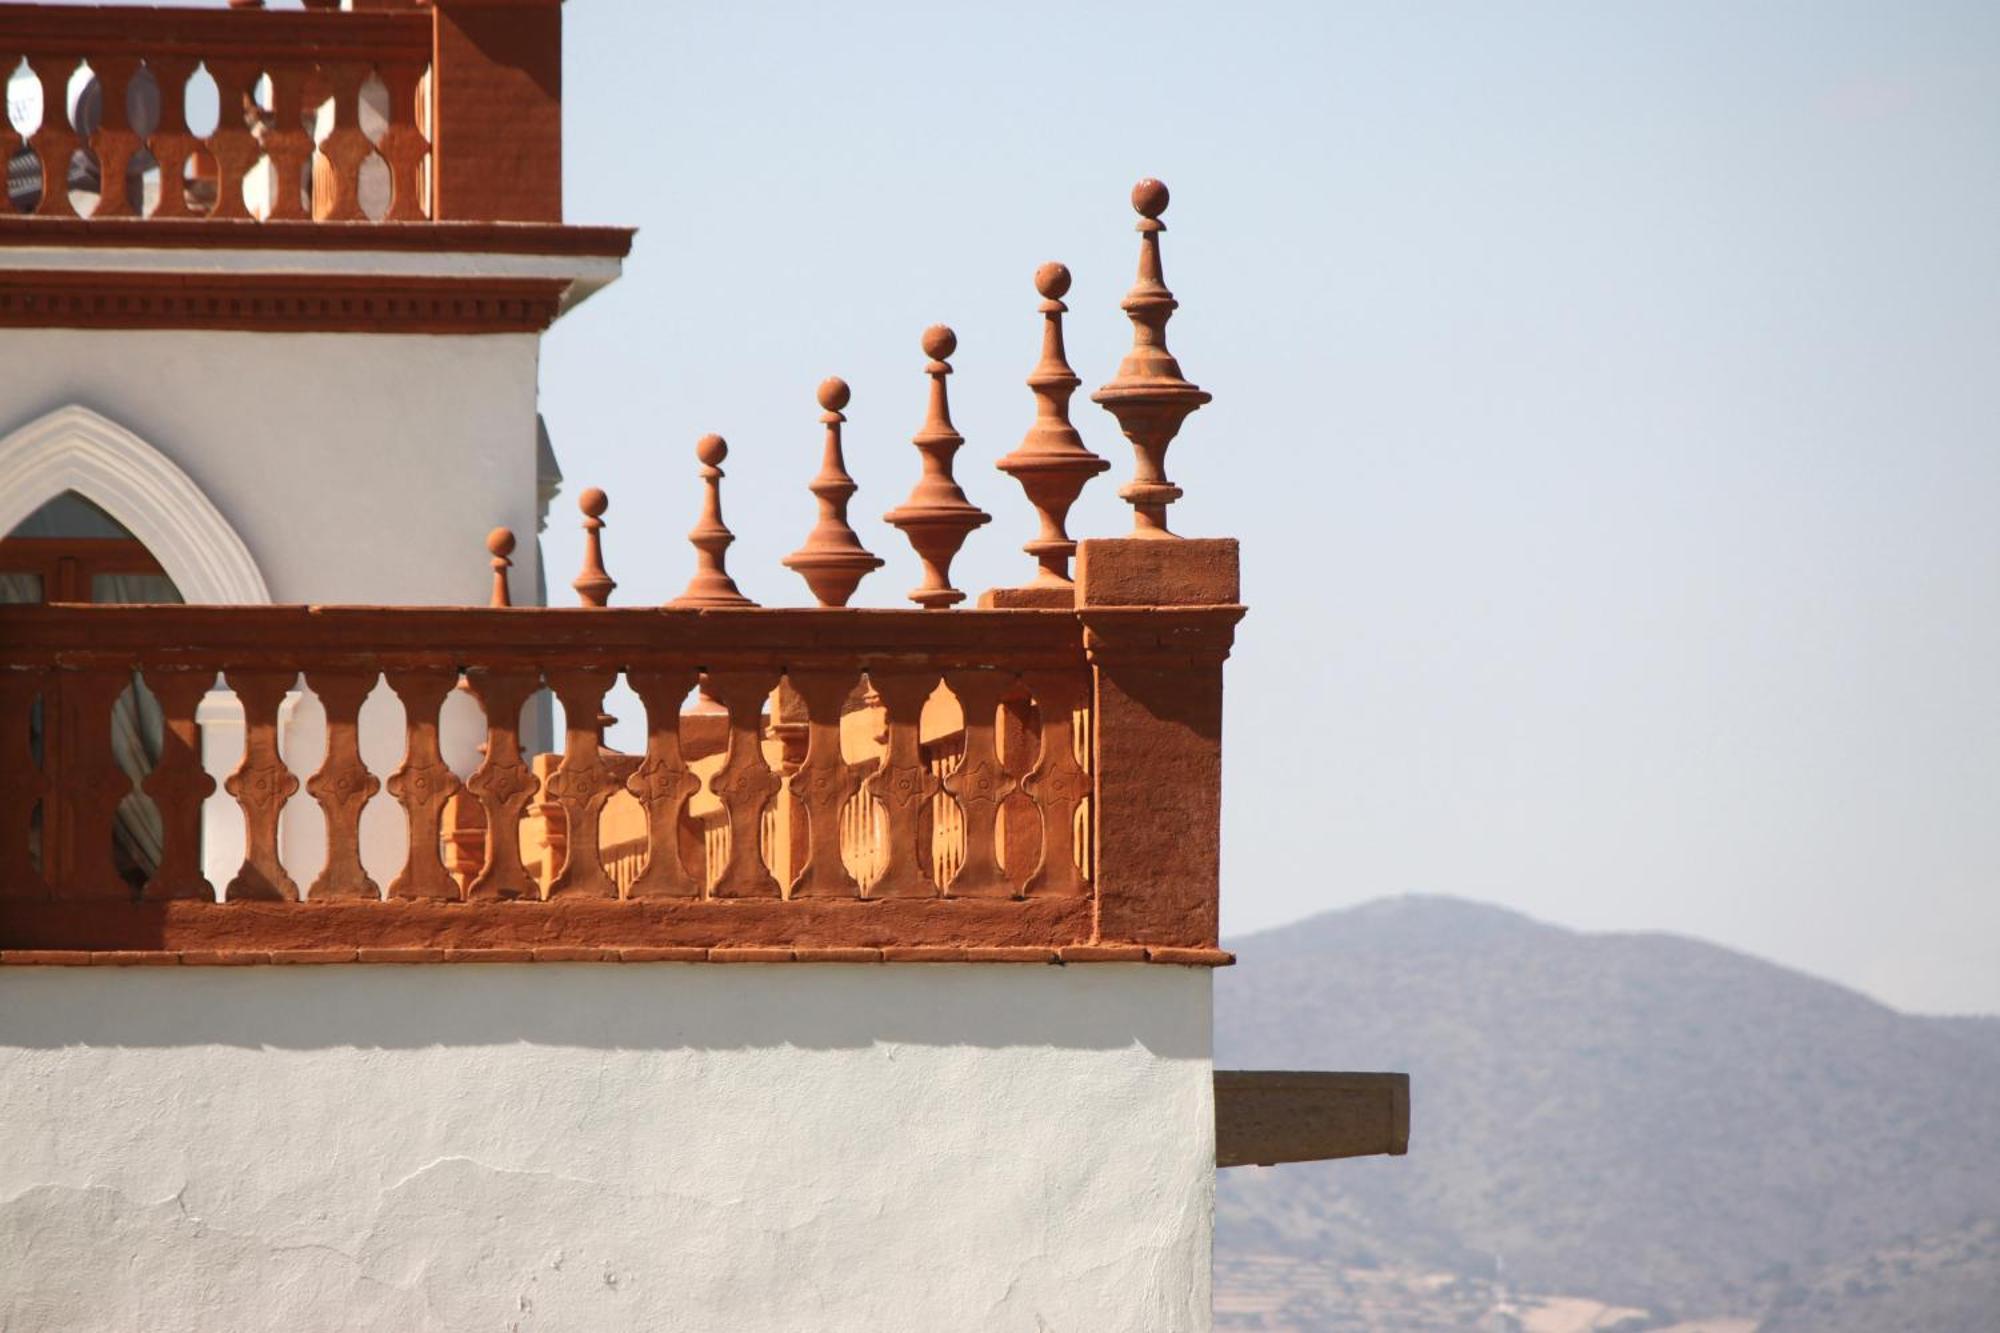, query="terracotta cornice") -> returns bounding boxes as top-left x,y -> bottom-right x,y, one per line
0,219 -> 635,259
0,901 -> 1234,967
0,271 -> 572,334
1077,605 -> 1246,670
